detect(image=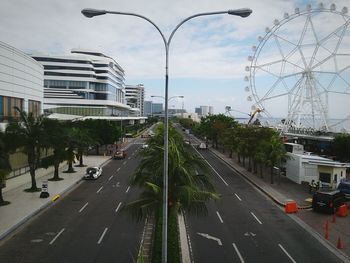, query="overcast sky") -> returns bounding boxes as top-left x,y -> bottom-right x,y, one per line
0,0 -> 349,121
